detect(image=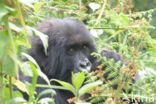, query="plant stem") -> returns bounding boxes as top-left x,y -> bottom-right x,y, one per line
9,76 -> 13,99
13,0 -> 30,47
94,0 -> 107,26
0,62 -> 3,104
